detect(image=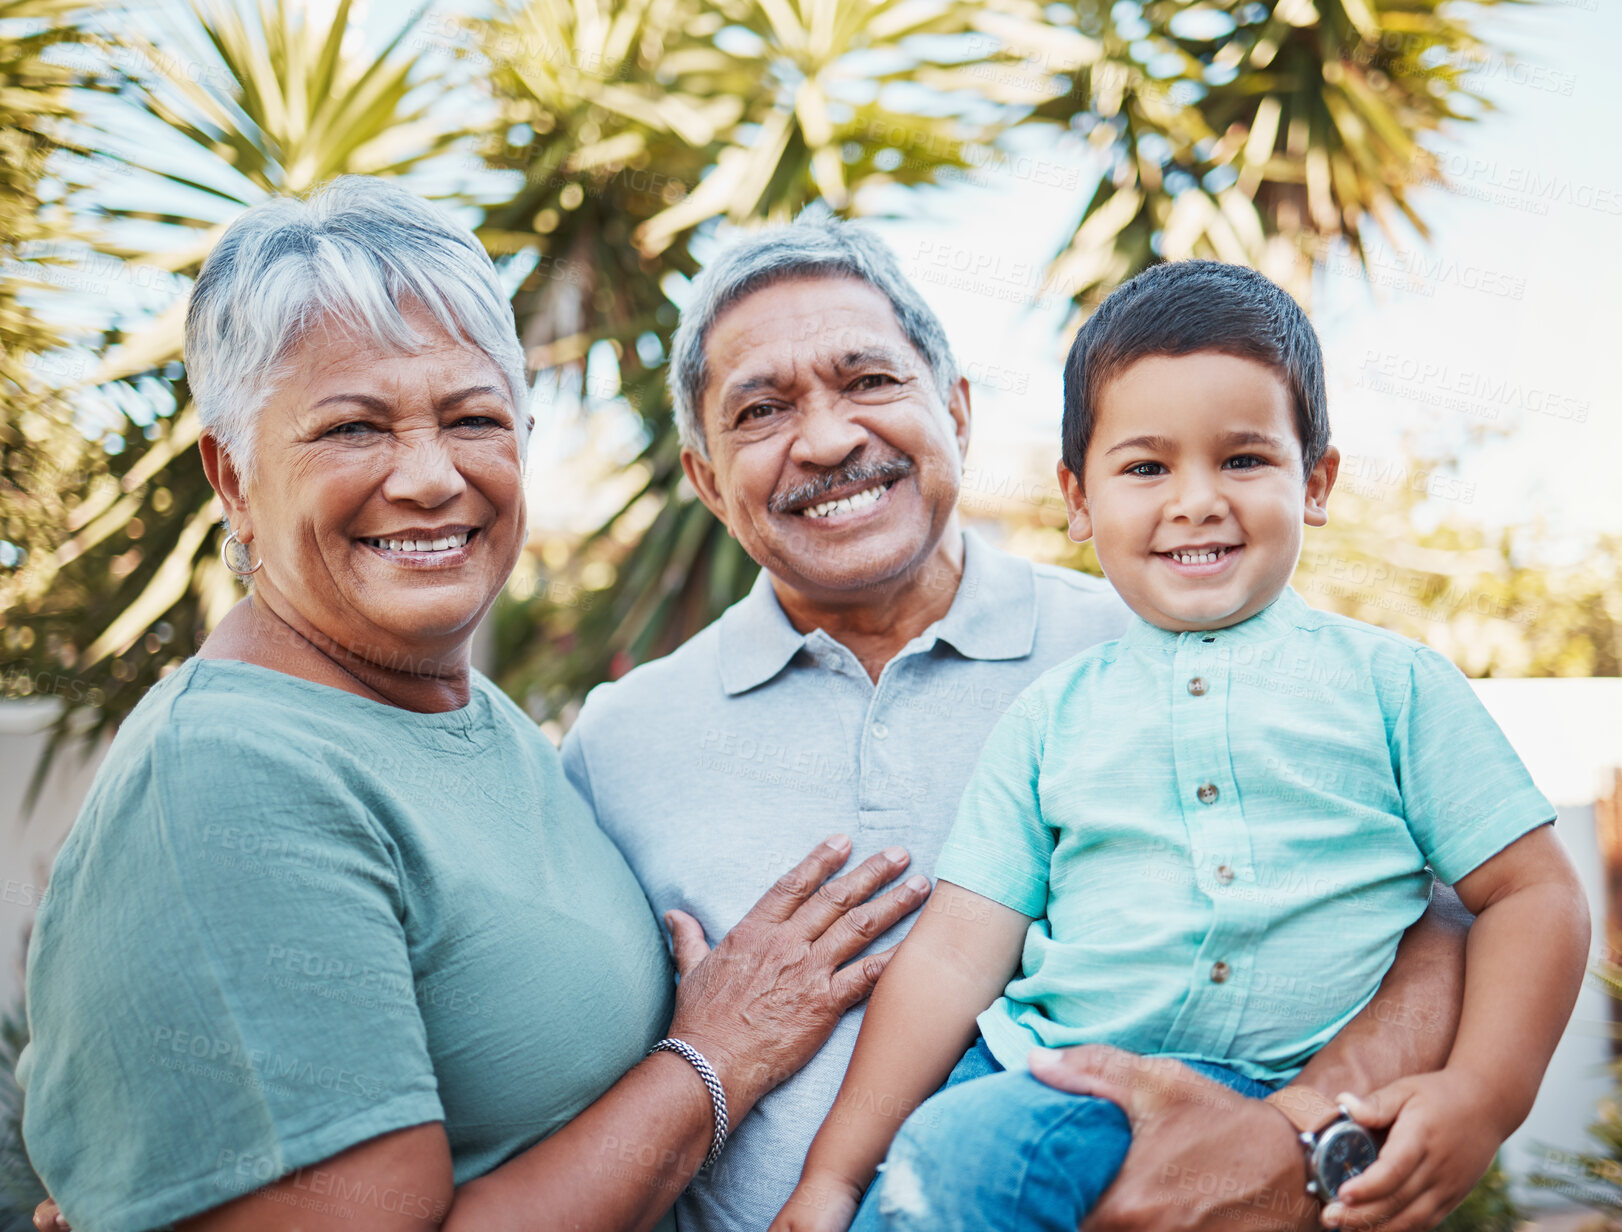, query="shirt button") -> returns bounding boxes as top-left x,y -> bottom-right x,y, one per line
1210,961 -> 1231,983
1197,782 -> 1219,805
1215,864 -> 1235,885
871,722 -> 889,740
1187,676 -> 1207,696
